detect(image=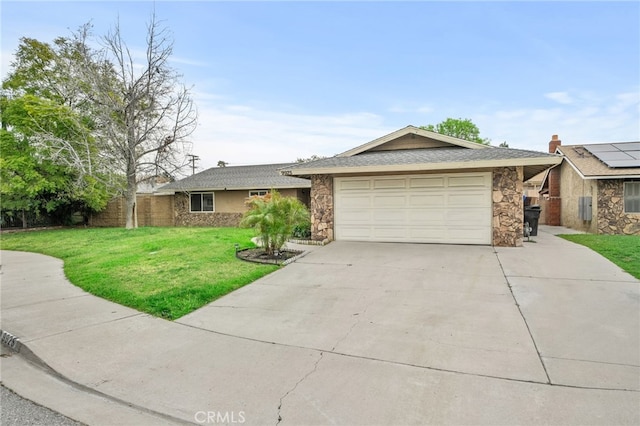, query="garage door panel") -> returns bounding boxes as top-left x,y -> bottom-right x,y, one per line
407,209 -> 447,223
448,175 -> 490,187
340,195 -> 371,208
373,209 -> 406,223
339,226 -> 374,239
339,179 -> 371,190
339,209 -> 372,223
409,227 -> 448,240
373,178 -> 406,189
335,173 -> 492,245
409,194 -> 446,207
448,192 -> 490,206
373,195 -> 406,207
409,177 -> 445,188
372,227 -> 409,239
